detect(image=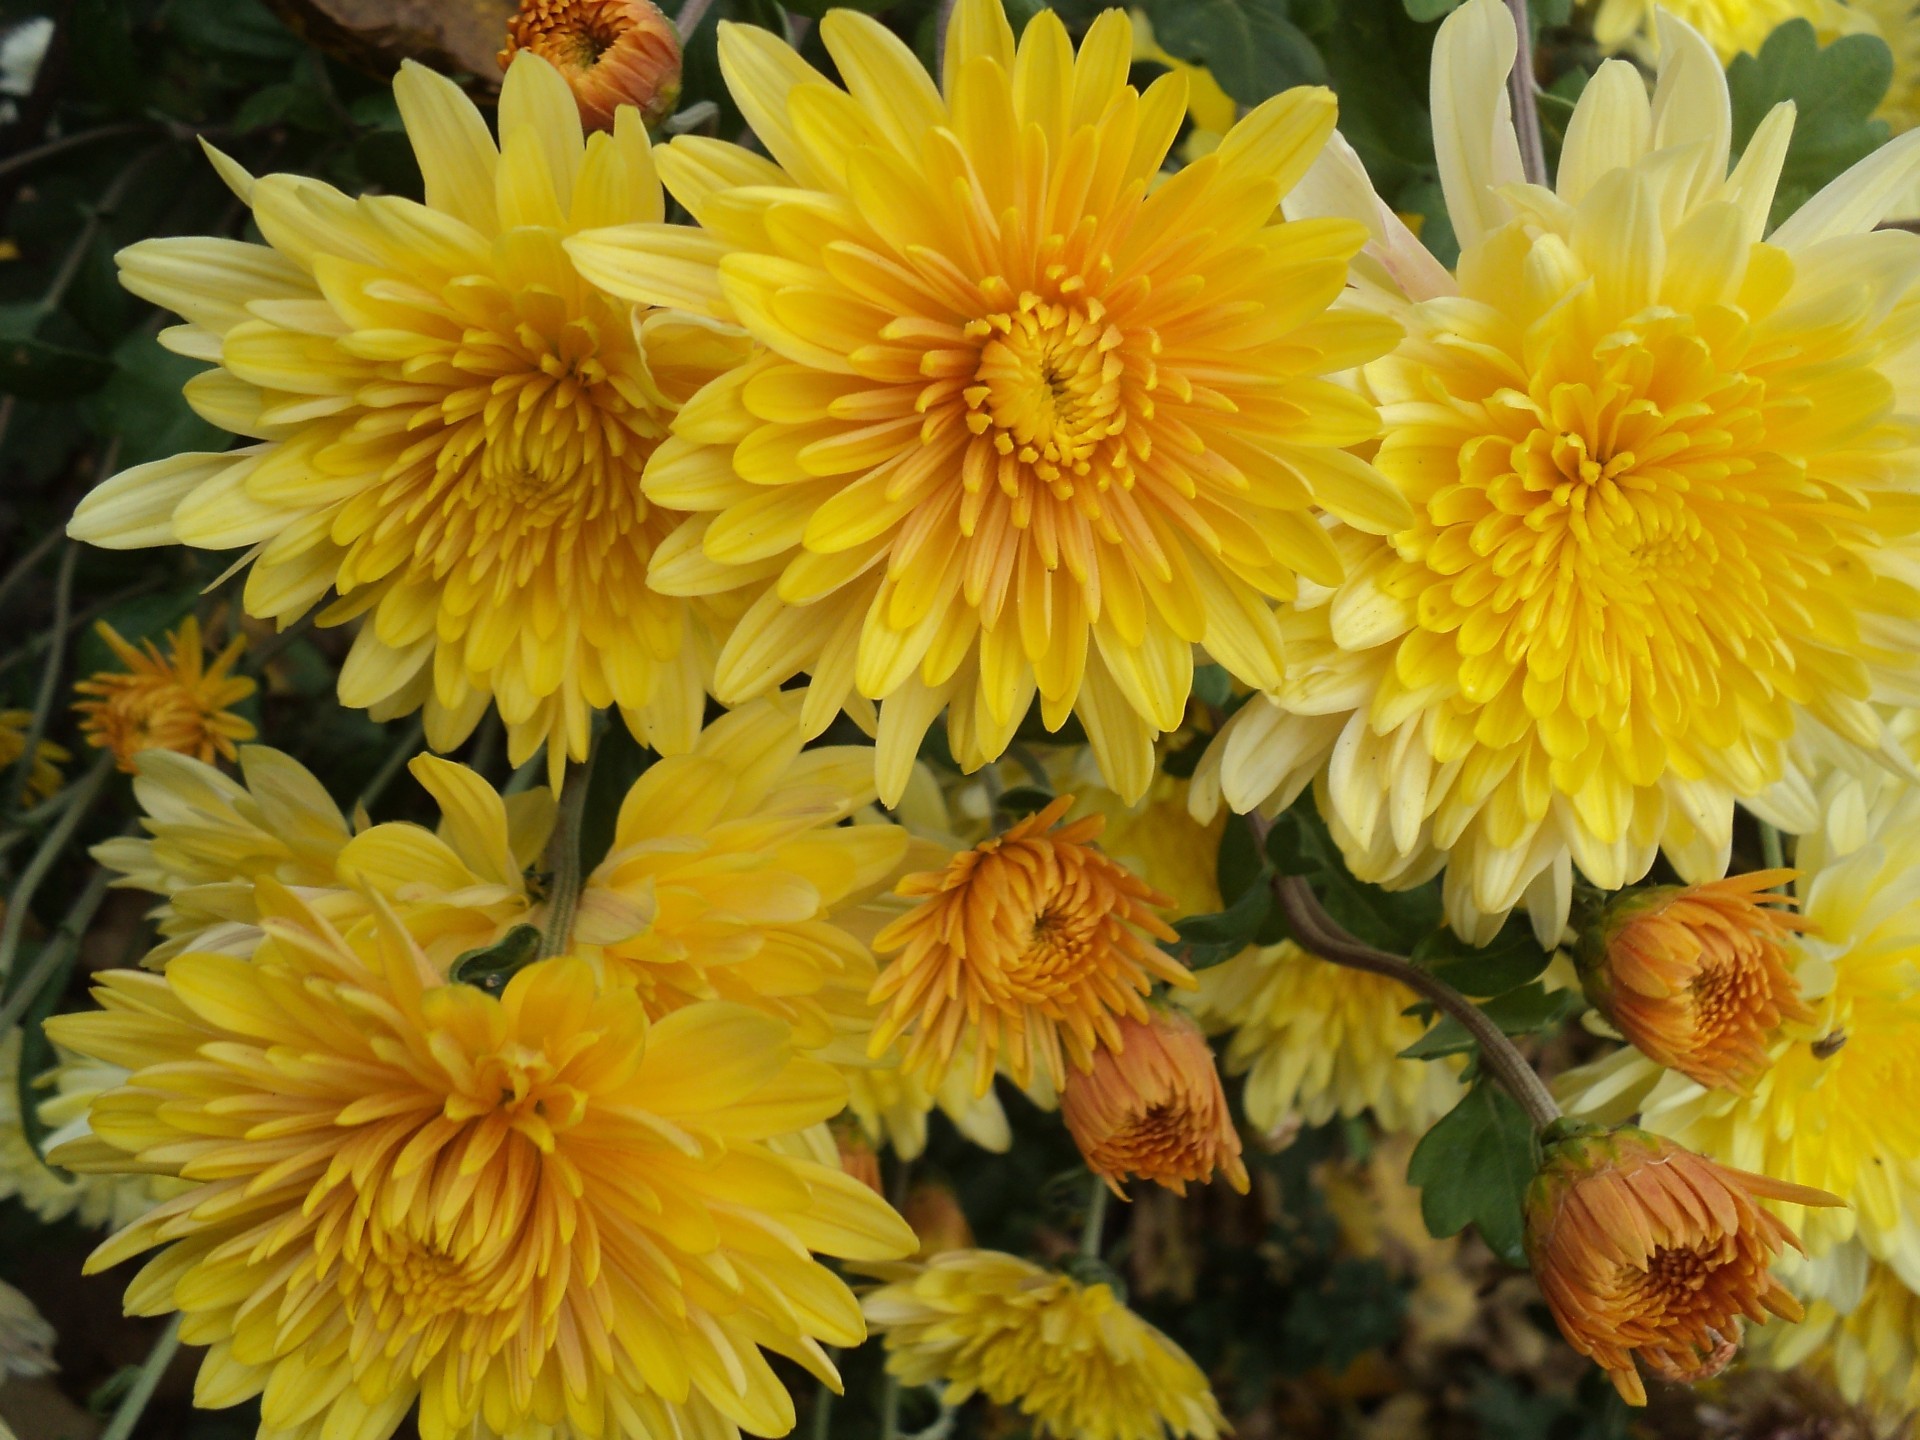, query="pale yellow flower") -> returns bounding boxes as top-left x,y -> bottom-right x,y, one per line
1584,0 -> 1842,60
